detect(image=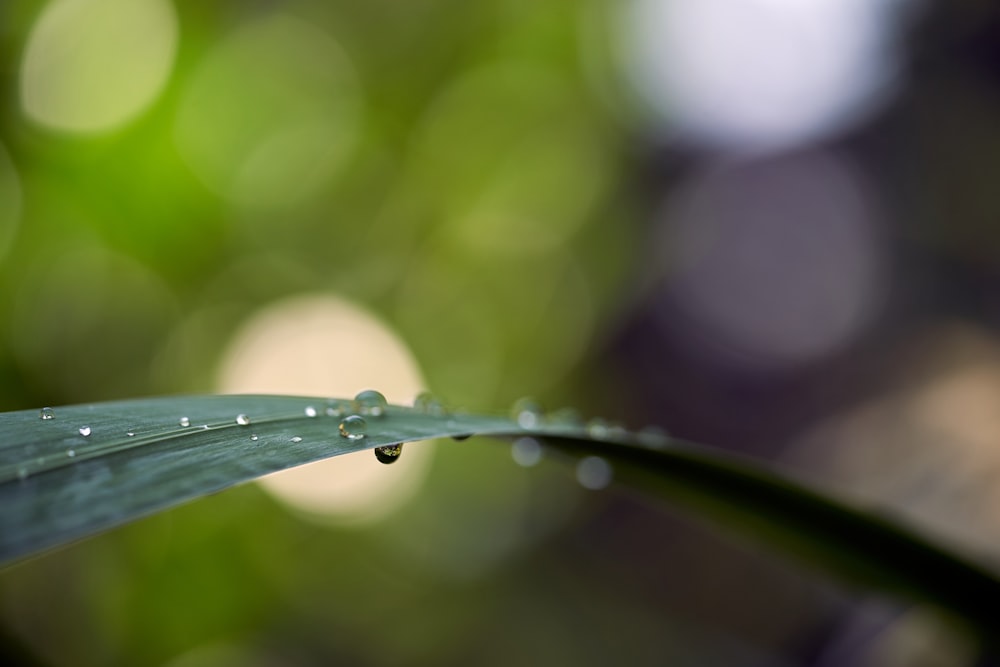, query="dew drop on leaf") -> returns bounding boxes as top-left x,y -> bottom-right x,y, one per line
179,417 -> 191,427
338,415 -> 367,440
325,399 -> 348,417
66,449 -> 76,457
511,397 -> 543,429
374,444 -> 402,464
290,436 -> 303,443
511,437 -> 542,467
250,434 -> 258,441
236,414 -> 251,426
353,390 -> 387,417
78,426 -> 91,437
304,406 -> 318,418
585,418 -> 610,439
39,407 -> 55,420
413,391 -> 446,415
